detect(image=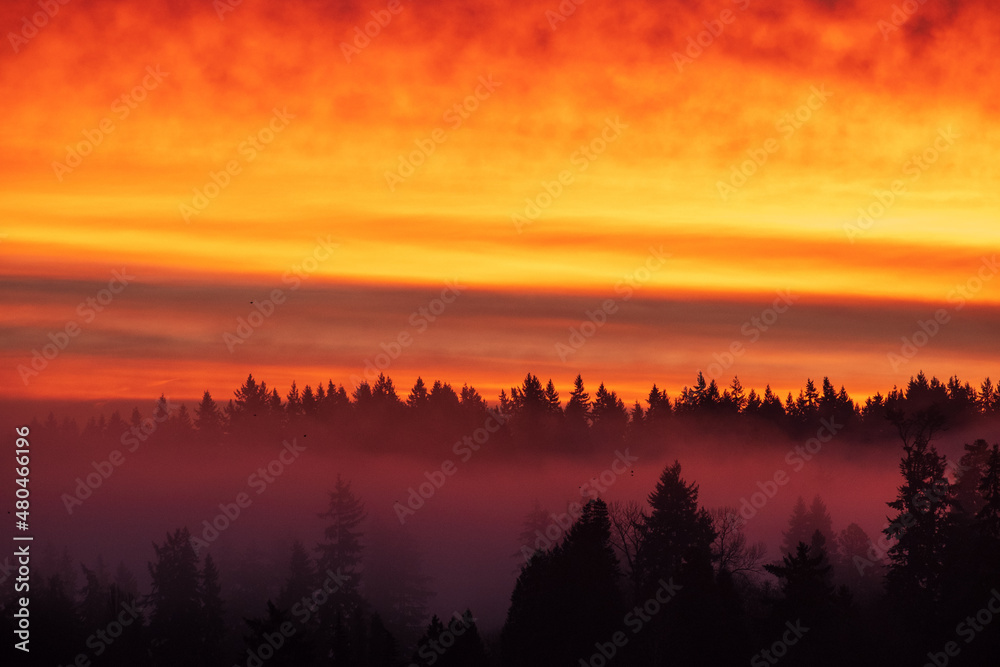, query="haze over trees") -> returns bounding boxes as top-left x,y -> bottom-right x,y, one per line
3,370 -> 999,665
